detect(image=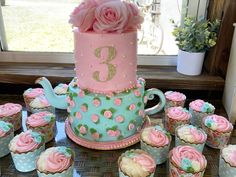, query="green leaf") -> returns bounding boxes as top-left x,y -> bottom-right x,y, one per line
90,128 -> 97,134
